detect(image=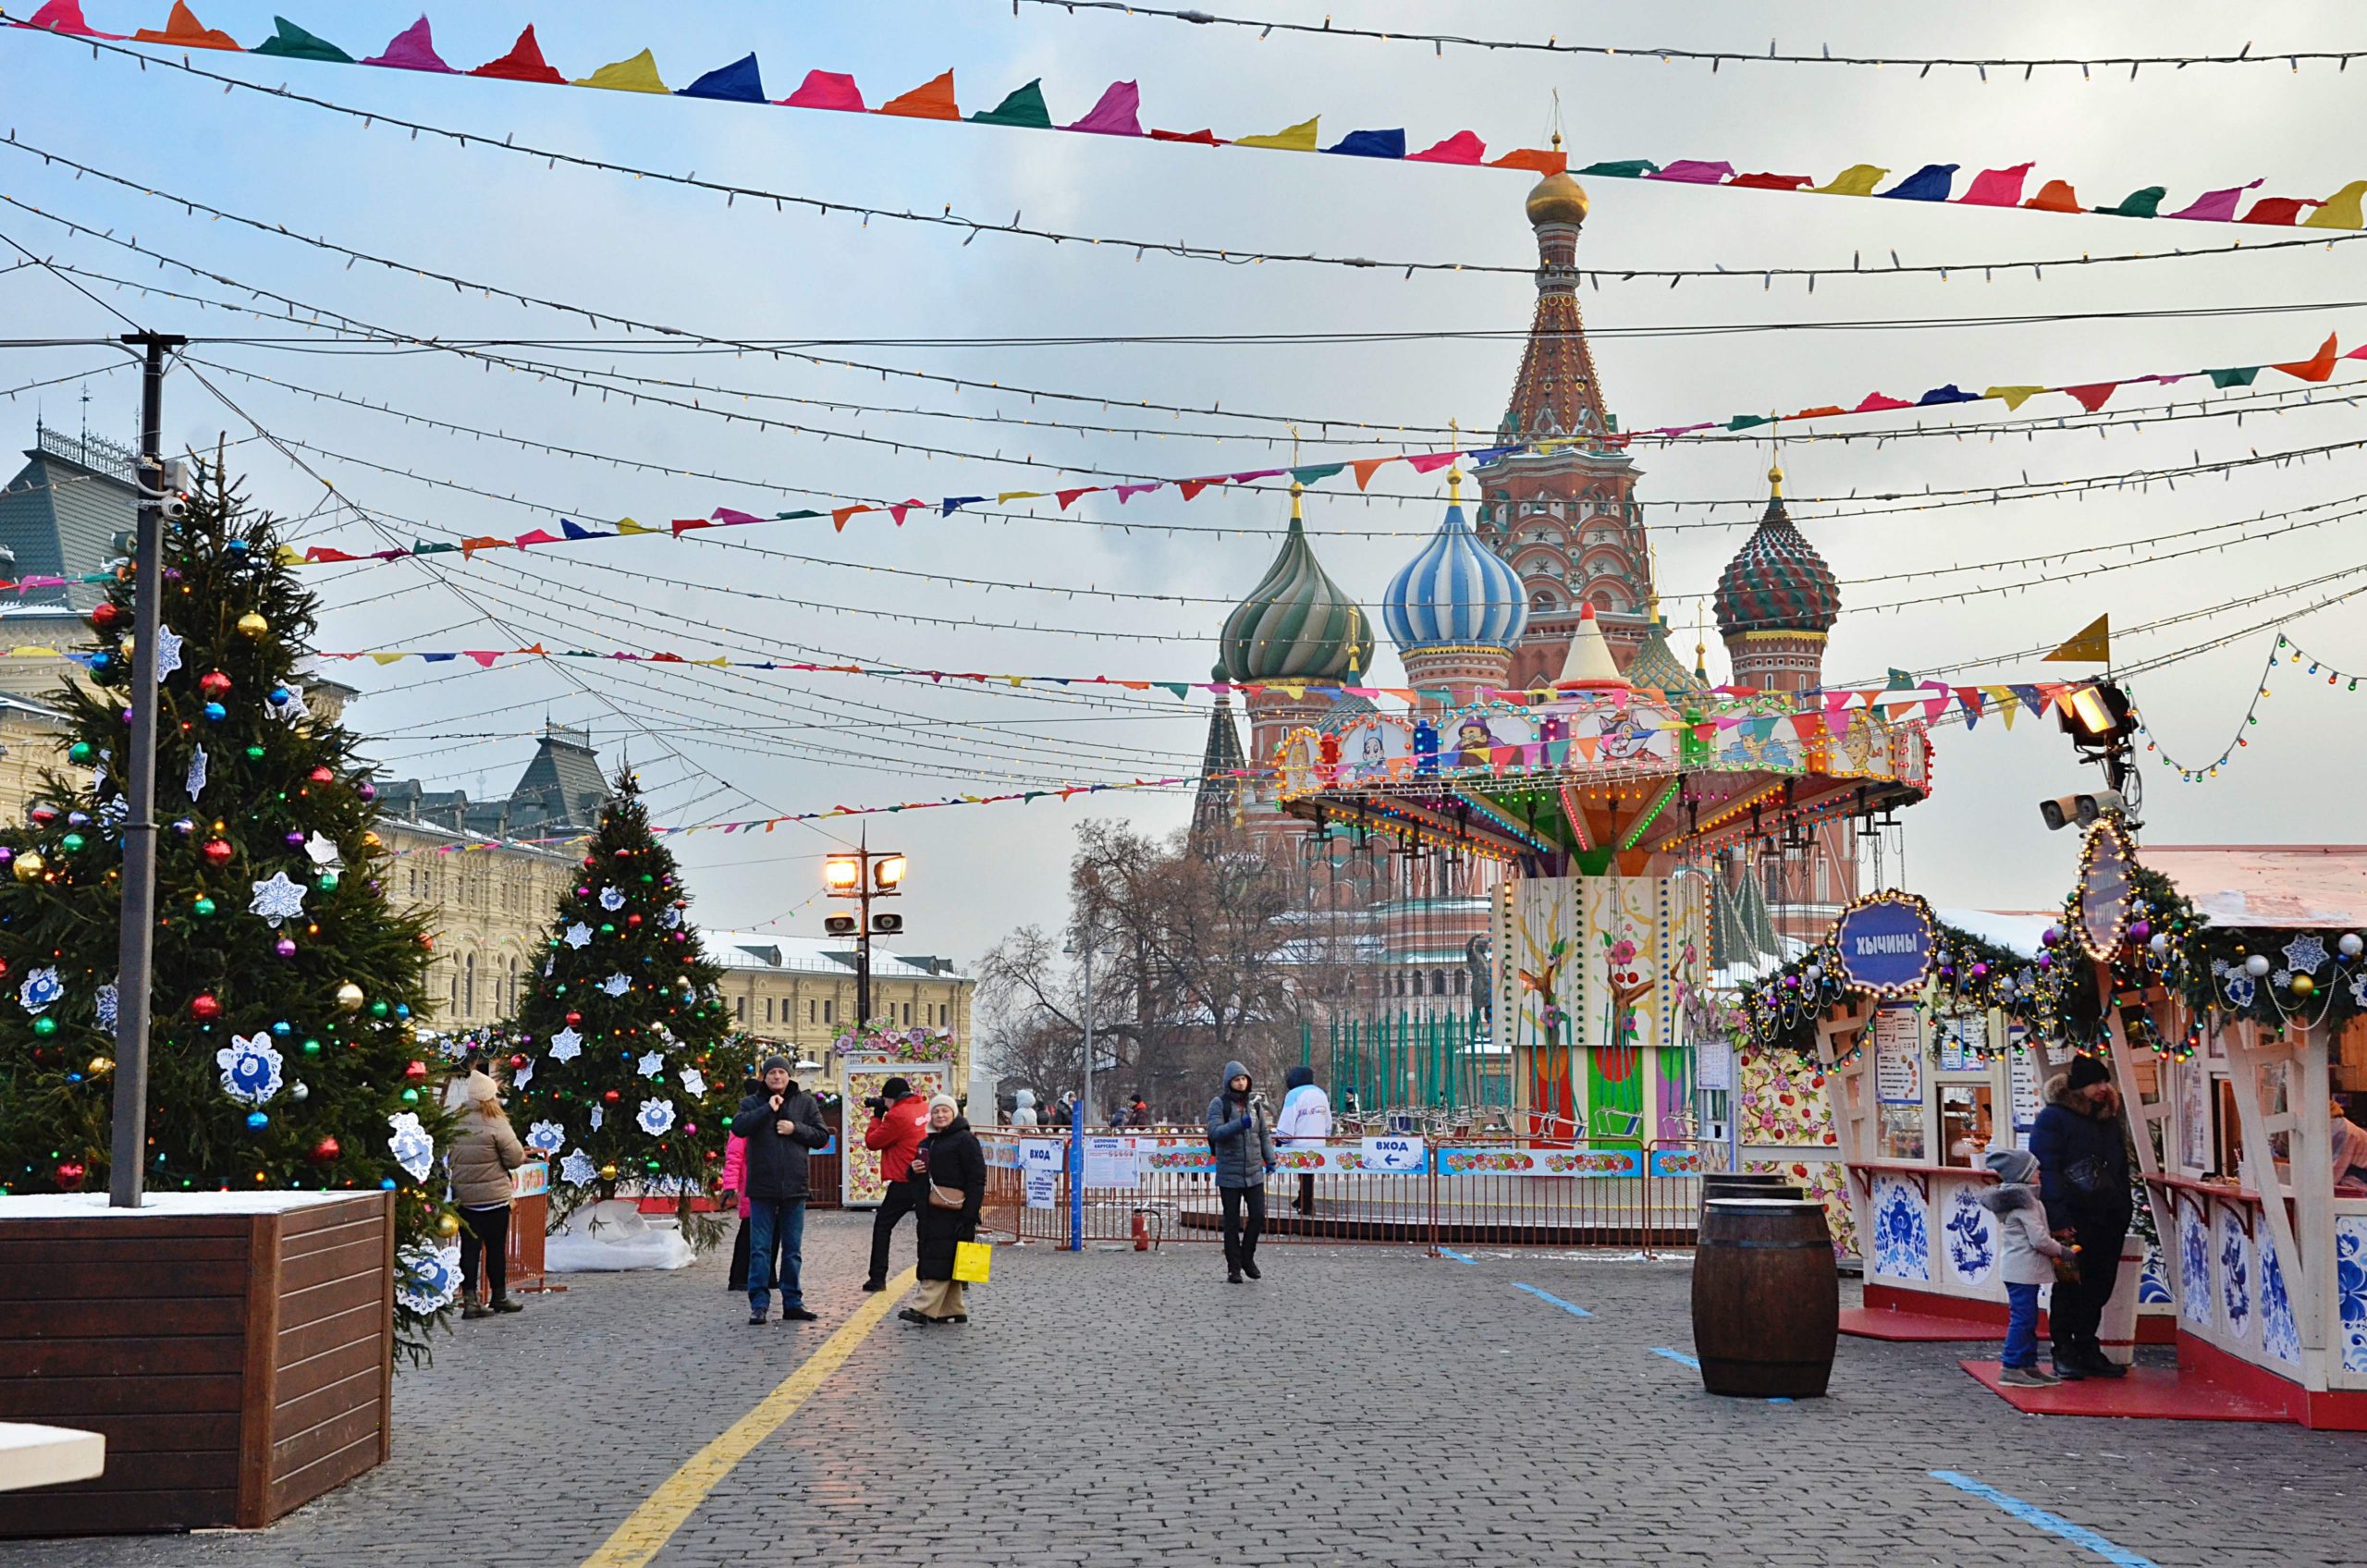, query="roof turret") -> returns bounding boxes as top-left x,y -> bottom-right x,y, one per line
1217,486 -> 1374,682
